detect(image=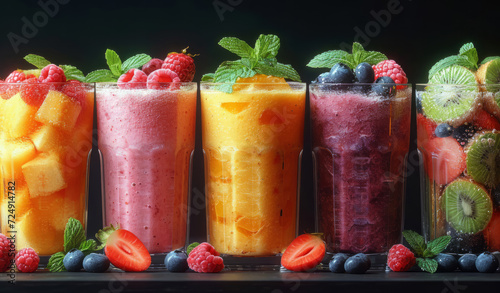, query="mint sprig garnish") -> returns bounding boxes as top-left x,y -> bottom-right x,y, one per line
85,49 -> 152,82
201,34 -> 301,93
23,54 -> 86,82
402,230 -> 451,273
47,218 -> 105,272
307,42 -> 387,69
428,42 -> 479,80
